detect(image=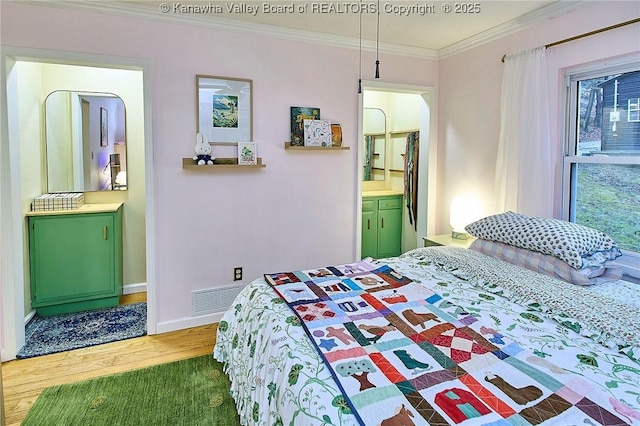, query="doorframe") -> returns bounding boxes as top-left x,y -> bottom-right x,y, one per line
0,46 -> 156,360
355,80 -> 437,259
